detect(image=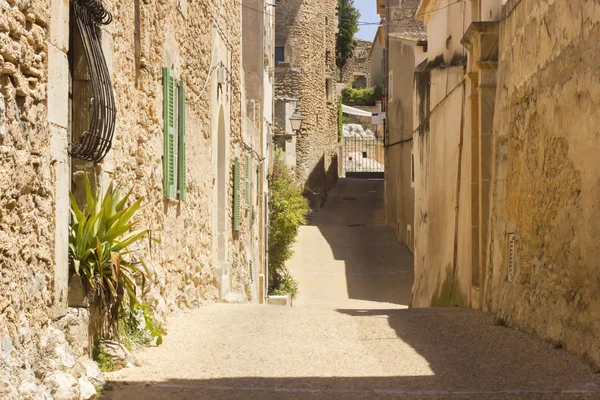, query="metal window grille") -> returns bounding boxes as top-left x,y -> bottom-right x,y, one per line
69,0 -> 117,162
